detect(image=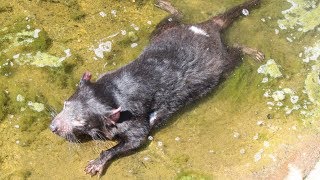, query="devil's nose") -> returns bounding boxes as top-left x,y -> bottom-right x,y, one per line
49,123 -> 58,133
